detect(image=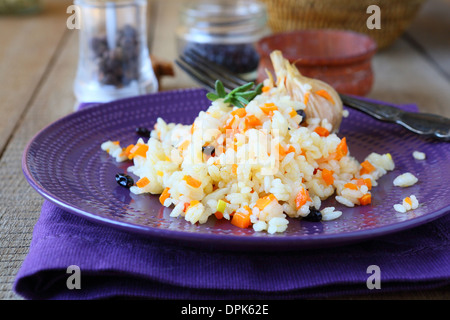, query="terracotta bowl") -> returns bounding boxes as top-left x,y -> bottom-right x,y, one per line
256,29 -> 378,96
